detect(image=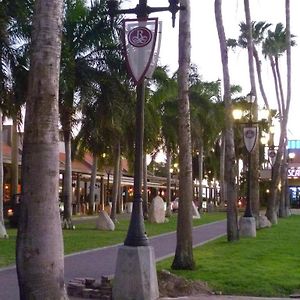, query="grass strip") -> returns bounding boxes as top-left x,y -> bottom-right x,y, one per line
157,214 -> 300,297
